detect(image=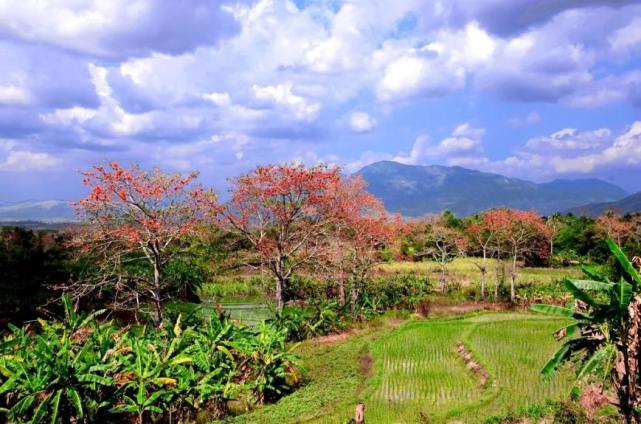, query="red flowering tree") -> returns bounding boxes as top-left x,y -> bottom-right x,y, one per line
69,162 -> 216,326
221,164 -> 369,314
321,189 -> 394,306
485,208 -> 552,301
596,210 -> 632,246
